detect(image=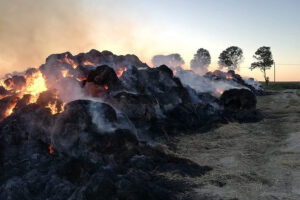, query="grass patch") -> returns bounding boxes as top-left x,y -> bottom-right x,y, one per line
260,82 -> 300,90
297,90 -> 300,97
